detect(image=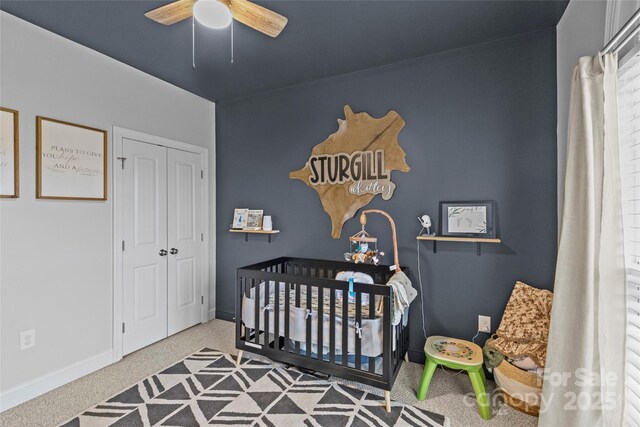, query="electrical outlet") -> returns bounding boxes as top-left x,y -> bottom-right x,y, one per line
478,315 -> 491,333
20,329 -> 36,350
